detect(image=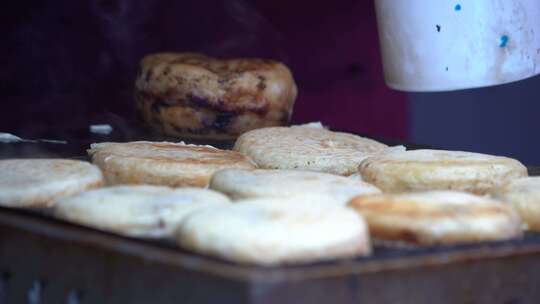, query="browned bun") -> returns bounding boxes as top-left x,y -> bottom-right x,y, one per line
348,191 -> 523,246
88,141 -> 256,187
135,53 -> 298,140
